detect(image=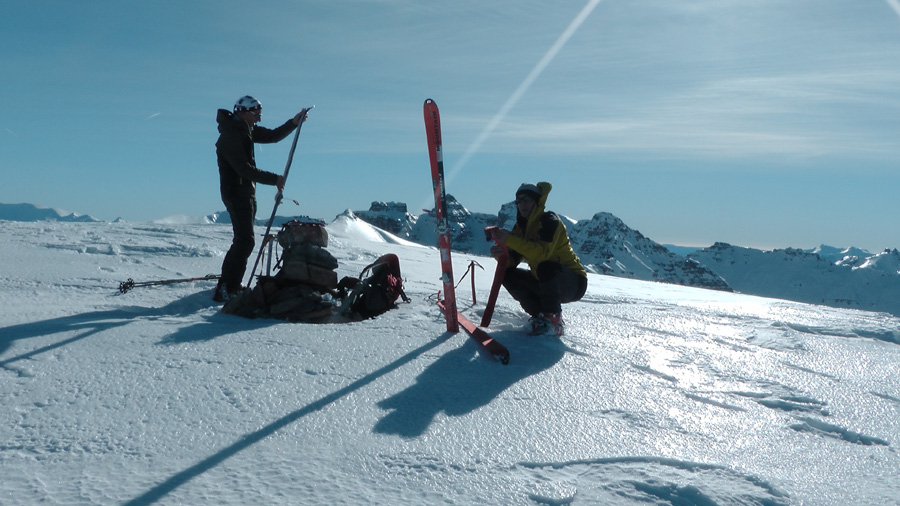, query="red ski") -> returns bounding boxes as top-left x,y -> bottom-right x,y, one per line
438,300 -> 510,365
424,99 -> 459,332
425,99 -> 509,363
480,226 -> 508,327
